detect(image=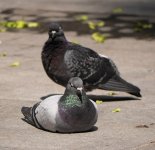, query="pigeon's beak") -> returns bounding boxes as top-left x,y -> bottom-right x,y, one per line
77,87 -> 83,93
77,87 -> 83,102
50,30 -> 56,38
